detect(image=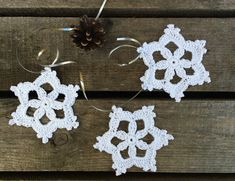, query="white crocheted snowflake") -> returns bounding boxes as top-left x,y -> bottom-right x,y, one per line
94,106 -> 173,176
10,68 -> 80,143
137,24 -> 211,102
